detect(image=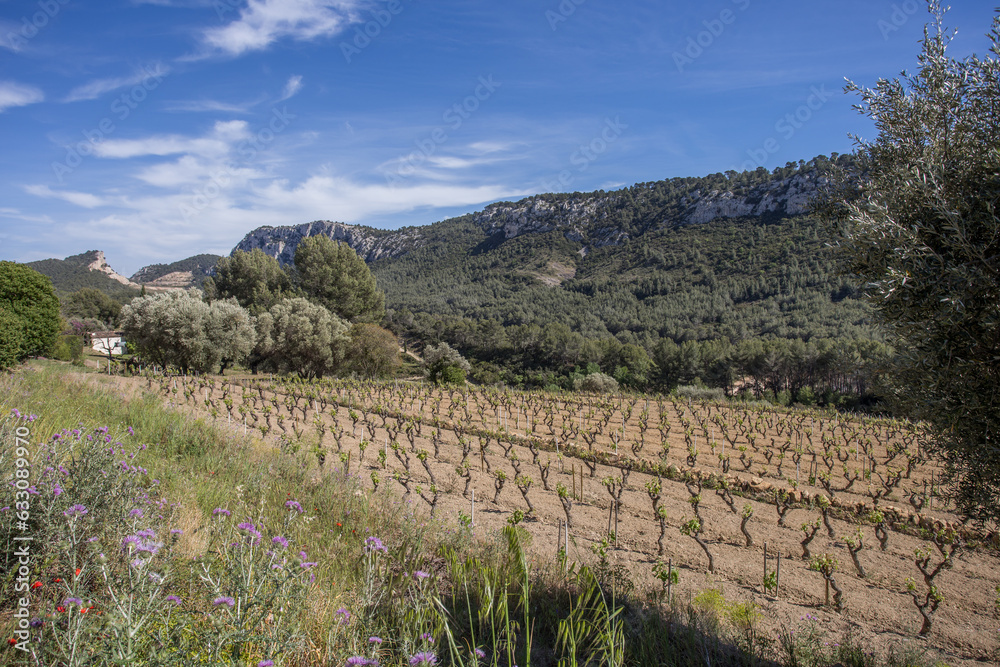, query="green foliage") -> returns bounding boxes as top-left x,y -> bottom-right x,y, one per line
424,342 -> 471,385
0,307 -> 26,370
294,236 -> 385,323
120,292 -> 255,374
204,249 -> 294,315
255,297 -> 349,379
573,371 -> 618,394
50,334 -> 84,364
832,5 -> 1000,523
343,323 -> 401,378
0,261 -> 62,362
61,287 -> 124,326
